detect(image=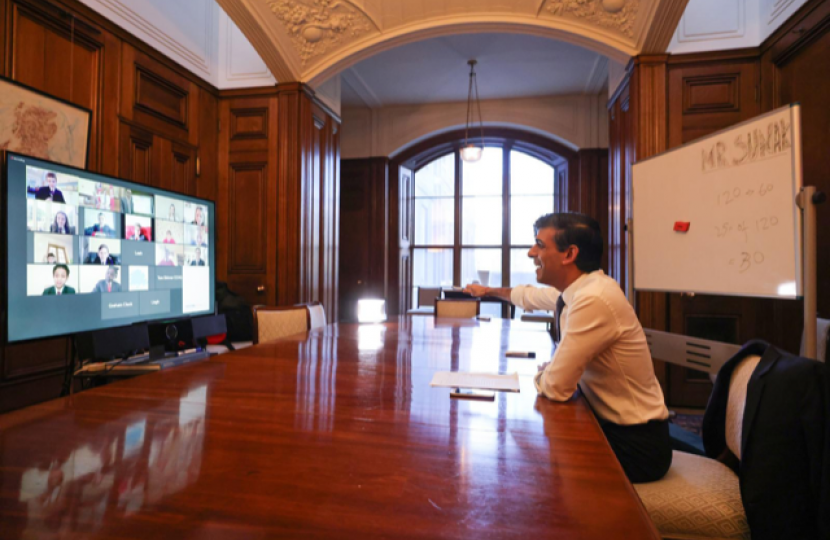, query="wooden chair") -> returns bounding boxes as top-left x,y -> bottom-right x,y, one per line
253,303 -> 328,344
633,355 -> 760,540
416,286 -> 442,309
434,298 -> 480,318
301,302 -> 327,330
252,305 -> 311,344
